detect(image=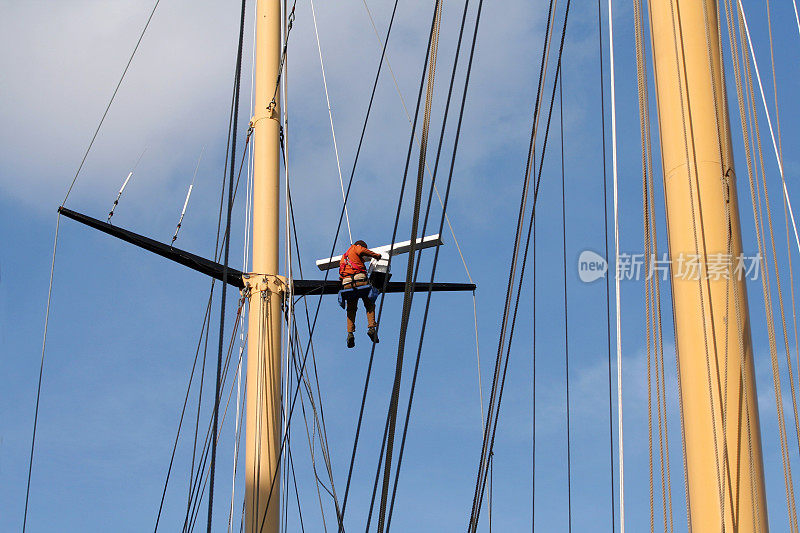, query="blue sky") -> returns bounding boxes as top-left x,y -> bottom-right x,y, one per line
4,0 -> 800,531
